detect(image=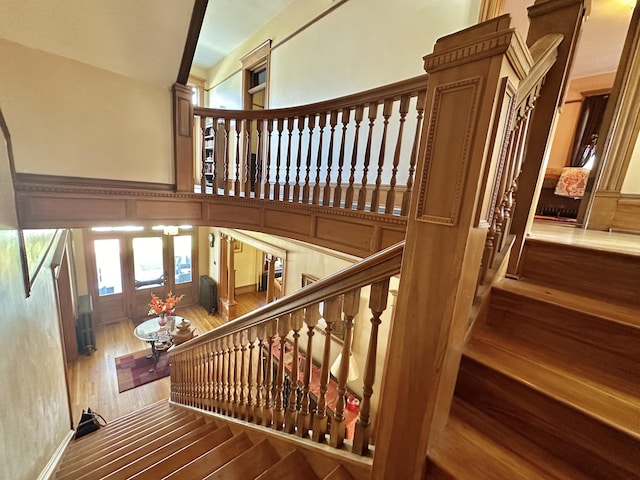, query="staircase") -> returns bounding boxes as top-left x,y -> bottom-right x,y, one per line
55,400 -> 364,479
427,238 -> 640,478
